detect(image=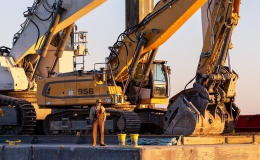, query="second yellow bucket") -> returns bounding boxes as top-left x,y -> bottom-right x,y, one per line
130,134 -> 139,146
117,134 -> 127,145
